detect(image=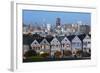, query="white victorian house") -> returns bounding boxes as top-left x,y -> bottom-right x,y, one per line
61,37 -> 71,51
31,40 -> 41,53
40,39 -> 50,53
83,35 -> 91,53
72,35 -> 82,54
50,37 -> 61,56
